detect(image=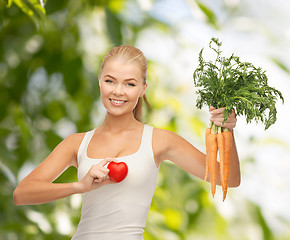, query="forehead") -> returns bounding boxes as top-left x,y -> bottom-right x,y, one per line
101,58 -> 143,81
